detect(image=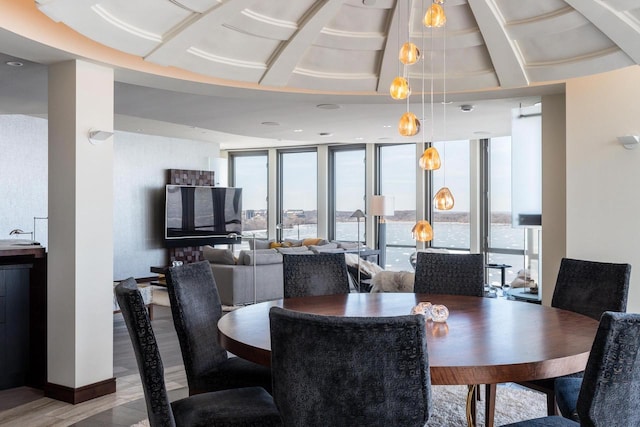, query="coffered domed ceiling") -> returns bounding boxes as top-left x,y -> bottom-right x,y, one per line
36,0 -> 640,95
